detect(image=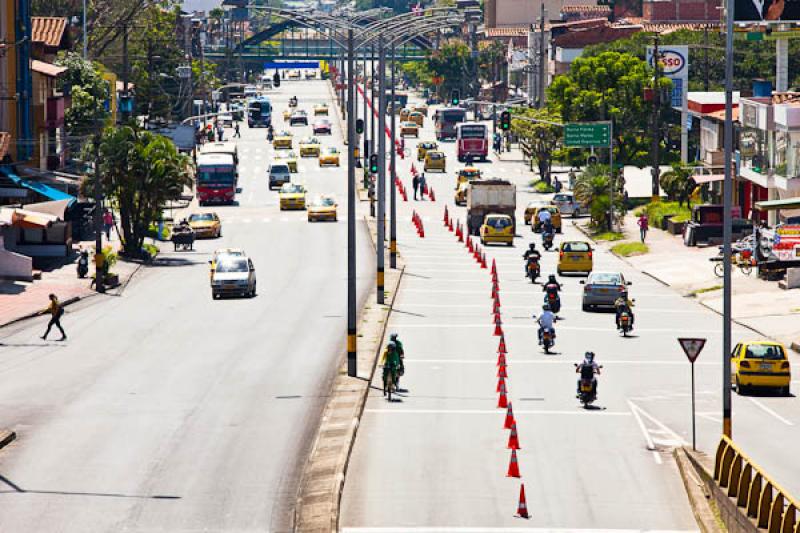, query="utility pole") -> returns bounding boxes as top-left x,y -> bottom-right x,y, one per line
82,0 -> 88,58
722,0 -> 734,439
526,25 -> 535,106
363,48 -> 370,171
703,25 -> 709,92
93,134 -> 105,293
121,24 -> 130,122
377,39 -> 386,305
347,28 -> 357,378
390,40 -> 397,269
651,34 -> 661,201
538,3 -> 546,109
371,43 -> 377,158
200,24 -> 208,127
